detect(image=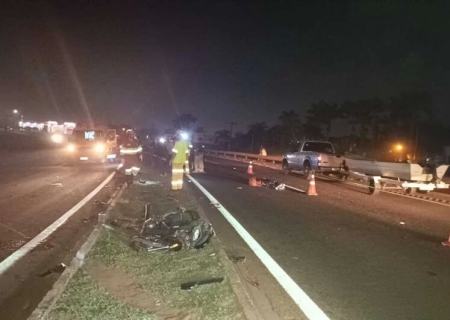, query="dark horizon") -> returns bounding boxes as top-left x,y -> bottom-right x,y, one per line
1,1 -> 450,133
